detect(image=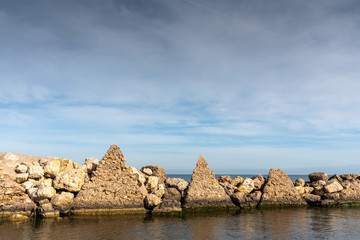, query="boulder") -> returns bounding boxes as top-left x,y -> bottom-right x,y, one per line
51,192 -> 74,212
140,165 -> 167,184
304,194 -> 322,206
220,182 -> 236,196
141,168 -> 152,176
37,186 -> 56,199
53,169 -> 86,192
294,178 -> 305,187
73,145 -> 147,211
28,165 -> 44,180
152,199 -> 182,213
324,179 -> 343,193
341,174 -> 359,181
236,178 -> 254,194
231,190 -> 262,208
322,179 -> 360,203
144,194 -> 162,210
85,158 -> 99,174
183,155 -> 233,208
146,176 -> 159,192
154,184 -> 165,198
329,174 -> 343,182
129,167 -> 146,184
231,176 -> 244,187
217,175 -> 232,184
164,187 -> 182,202
21,181 -> 34,190
59,159 -> 74,173
43,159 -> 60,178
260,169 -> 306,206
252,175 -> 266,190
15,173 -> 29,183
309,172 -> 328,182
15,164 -> 28,173
295,186 -> 314,196
165,178 -> 189,192
39,156 -> 60,168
